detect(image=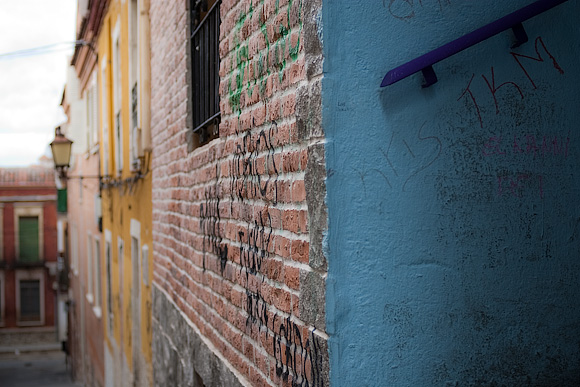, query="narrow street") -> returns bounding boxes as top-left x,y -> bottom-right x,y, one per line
1,0 -> 579,385
0,351 -> 79,387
